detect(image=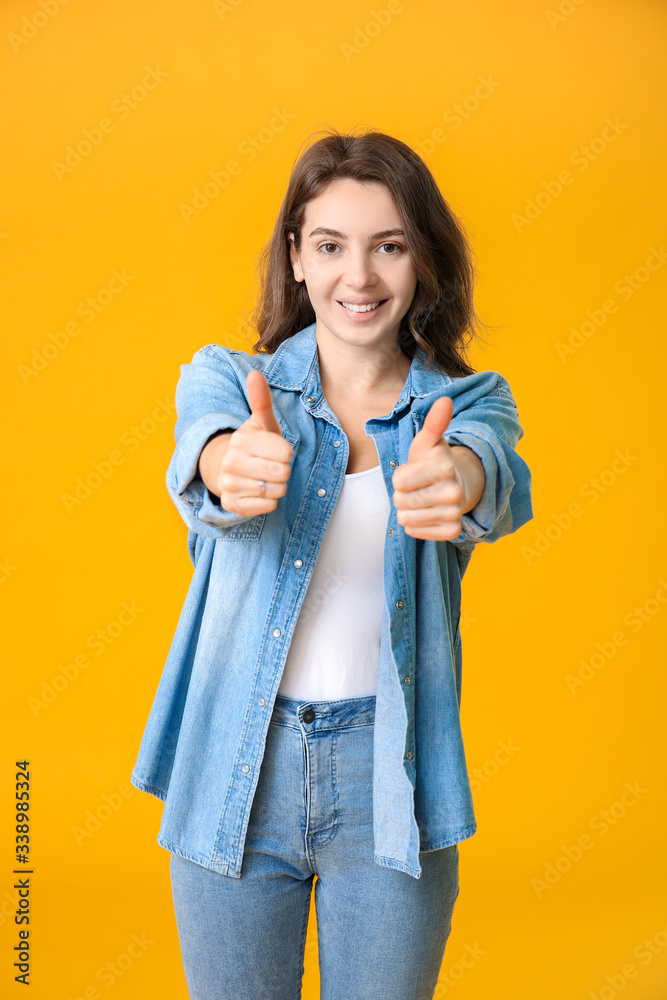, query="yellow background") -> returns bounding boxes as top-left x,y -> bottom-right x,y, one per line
2,0 -> 666,996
